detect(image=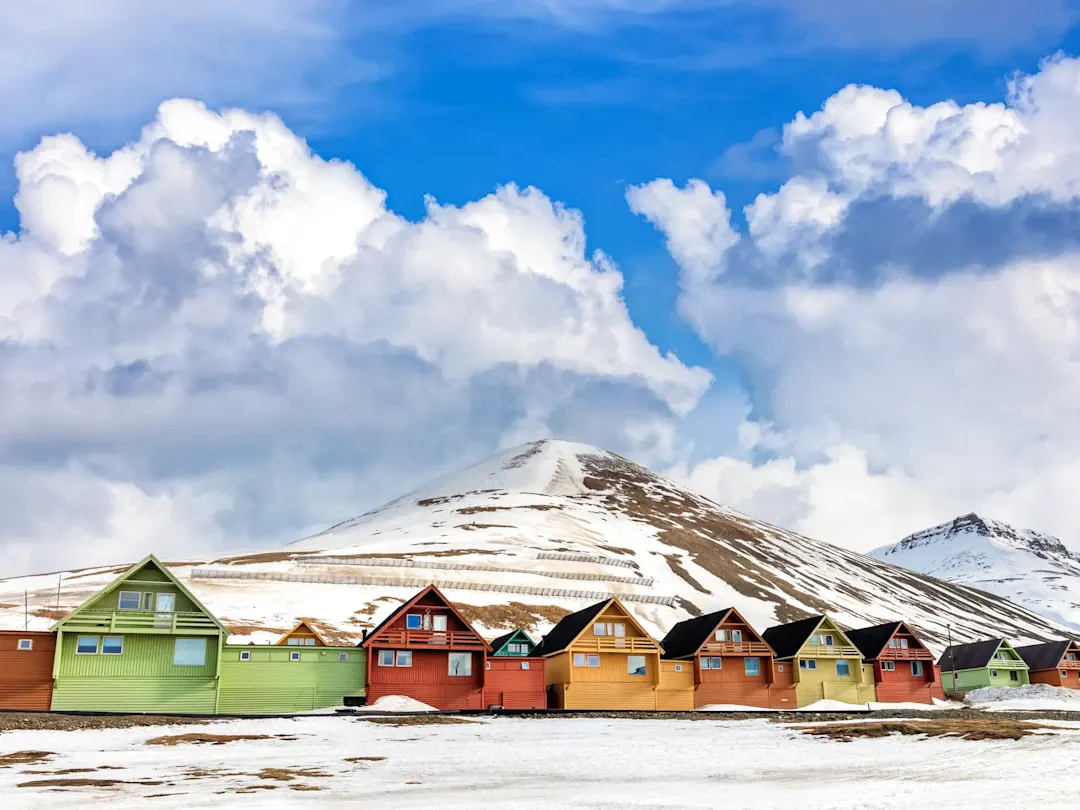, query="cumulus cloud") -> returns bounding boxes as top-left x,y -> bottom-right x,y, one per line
0,99 -> 709,575
631,54 -> 1080,551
